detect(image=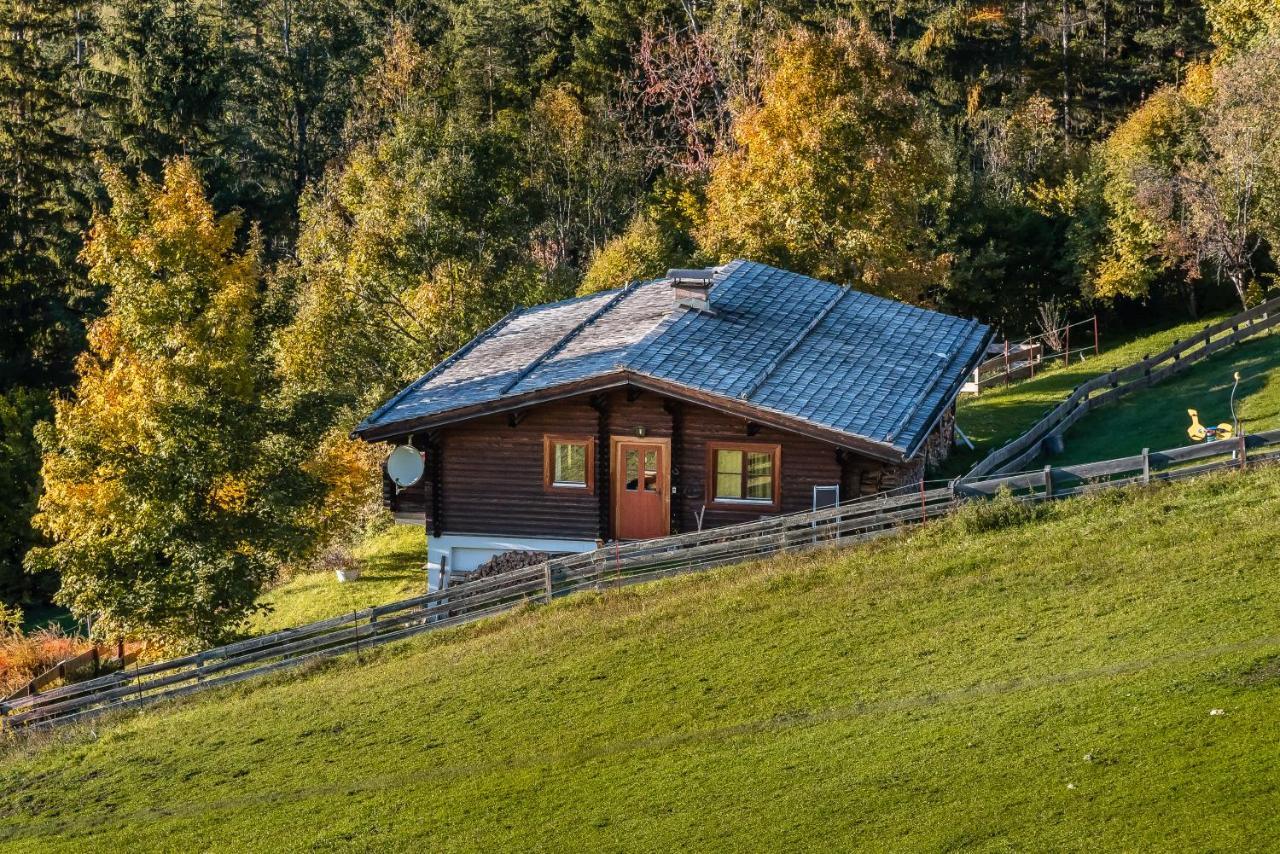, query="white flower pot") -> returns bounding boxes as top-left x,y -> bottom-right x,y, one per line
335,567 -> 361,583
